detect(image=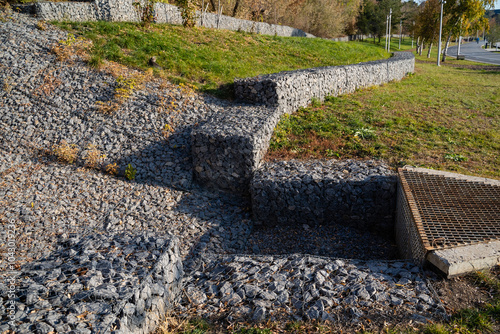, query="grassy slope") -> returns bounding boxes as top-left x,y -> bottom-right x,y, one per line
268,38 -> 500,180
48,22 -> 500,332
52,21 -> 388,97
